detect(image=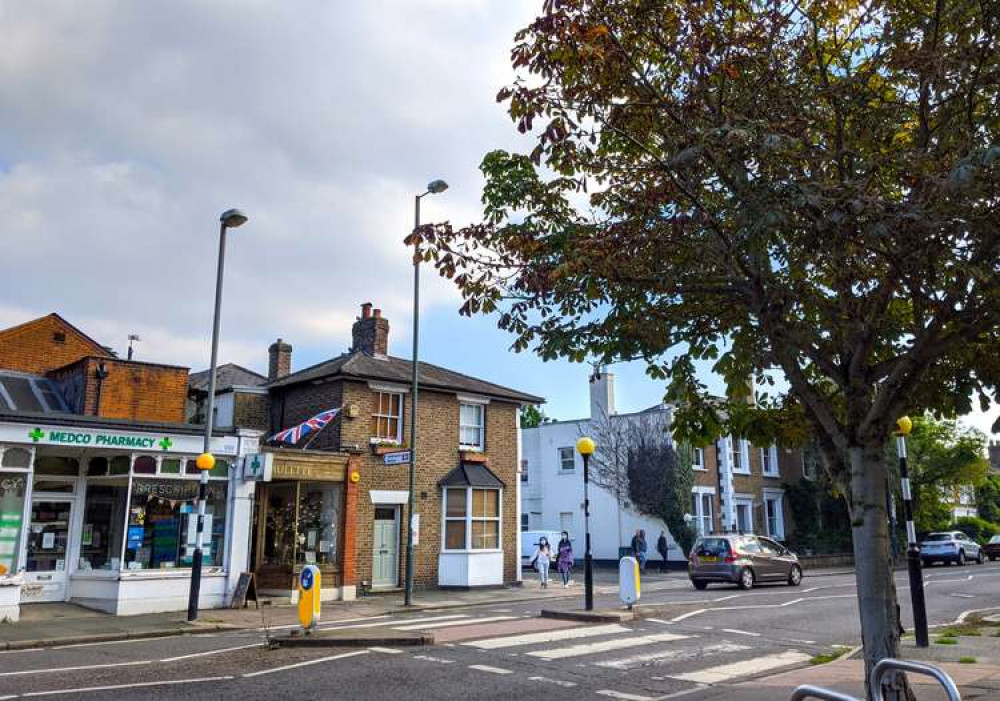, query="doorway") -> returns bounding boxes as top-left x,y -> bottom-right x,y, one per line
372,506 -> 399,589
24,497 -> 75,602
